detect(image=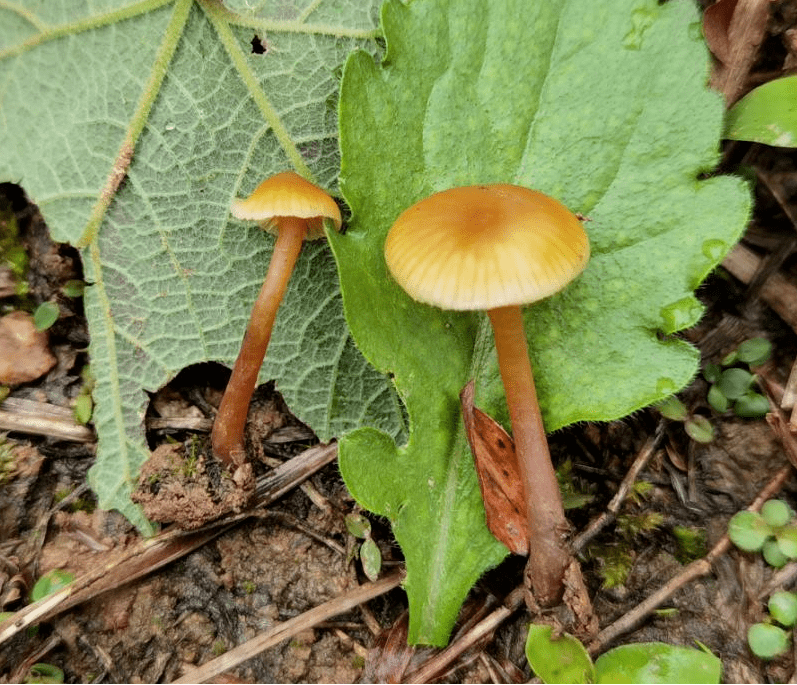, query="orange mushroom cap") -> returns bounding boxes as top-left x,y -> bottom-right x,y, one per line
384,184 -> 589,311
231,171 -> 342,240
